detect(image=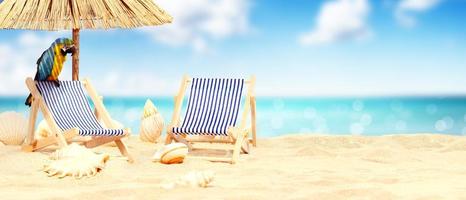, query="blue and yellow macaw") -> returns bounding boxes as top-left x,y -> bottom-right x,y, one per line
25,38 -> 76,107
